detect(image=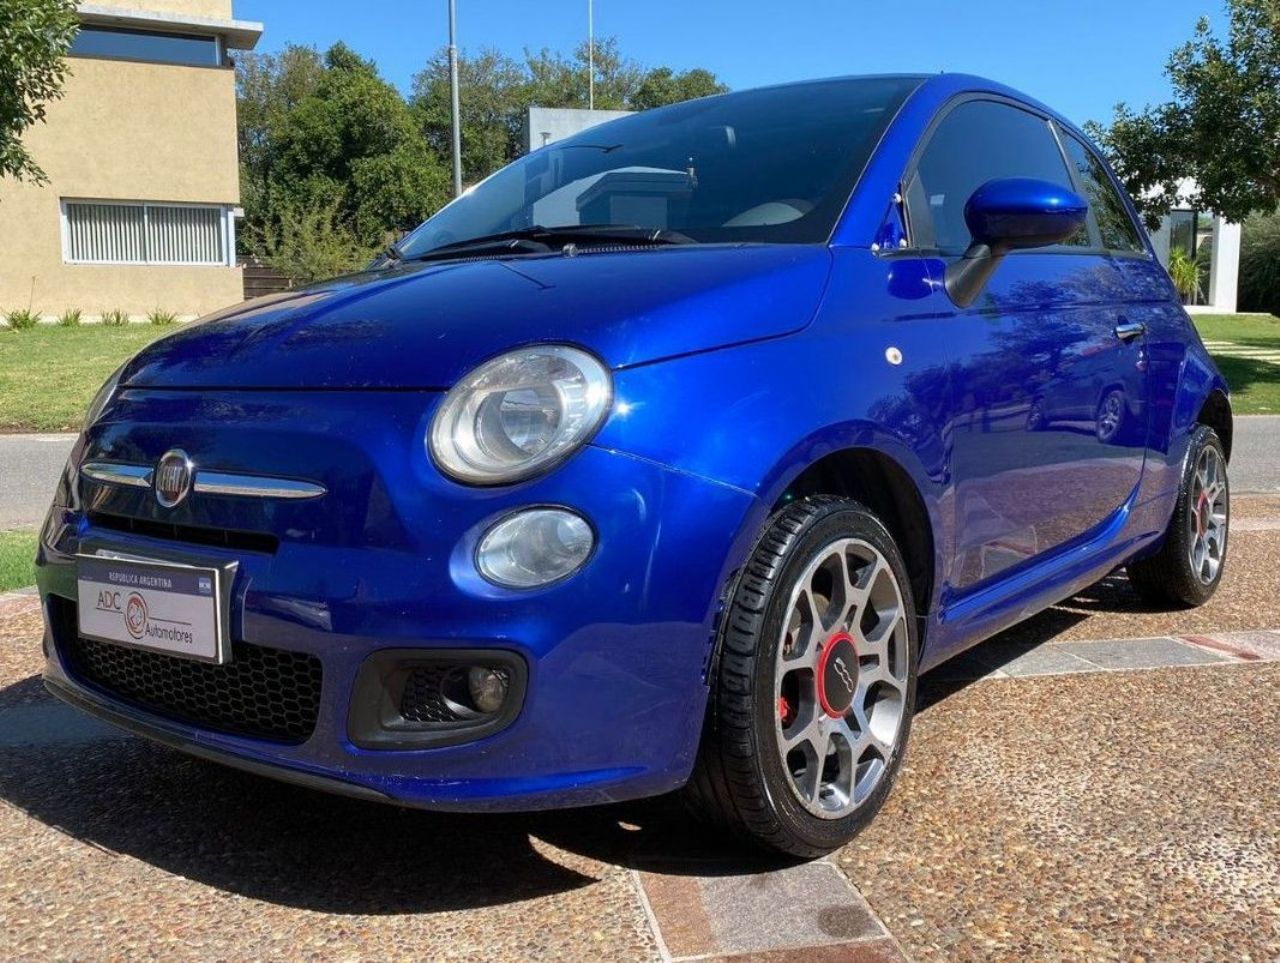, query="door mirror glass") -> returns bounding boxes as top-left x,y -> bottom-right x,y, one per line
965,178 -> 1089,253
